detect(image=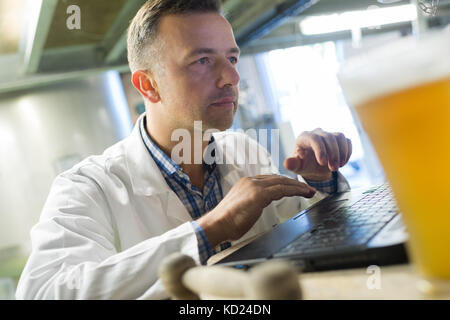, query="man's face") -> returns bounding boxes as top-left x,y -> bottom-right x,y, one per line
154,12 -> 240,132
